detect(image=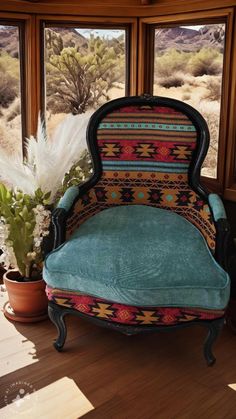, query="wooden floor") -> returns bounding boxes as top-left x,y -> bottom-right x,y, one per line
1,290 -> 236,419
